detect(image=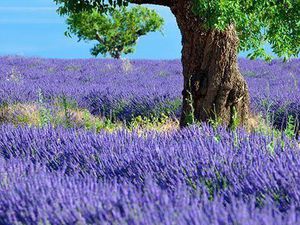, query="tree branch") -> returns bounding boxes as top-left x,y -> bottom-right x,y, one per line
128,0 -> 171,7
95,33 -> 105,44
